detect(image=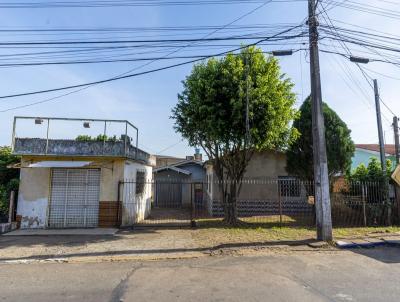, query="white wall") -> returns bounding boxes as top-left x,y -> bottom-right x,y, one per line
121,160 -> 153,226
17,166 -> 50,229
